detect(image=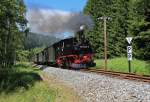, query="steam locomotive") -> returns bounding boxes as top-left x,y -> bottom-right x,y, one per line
33,26 -> 96,69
